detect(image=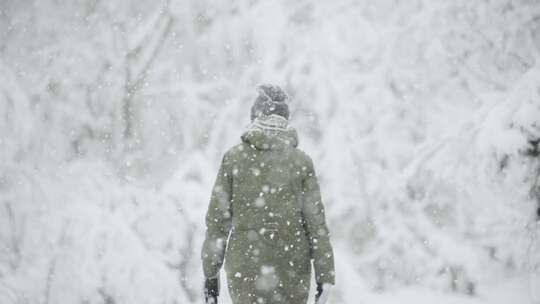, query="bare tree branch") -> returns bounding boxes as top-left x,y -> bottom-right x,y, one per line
120,2 -> 174,142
